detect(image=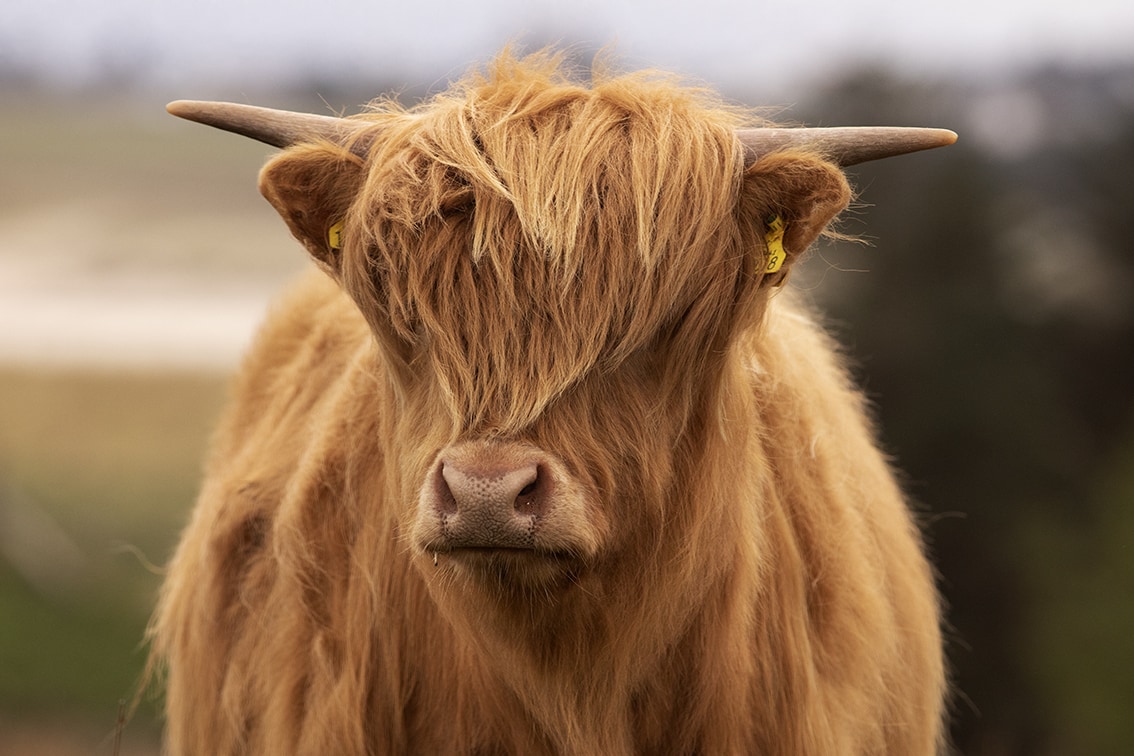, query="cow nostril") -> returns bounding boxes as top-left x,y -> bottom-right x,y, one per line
433,465 -> 459,515
512,466 -> 542,514
515,470 -> 543,514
